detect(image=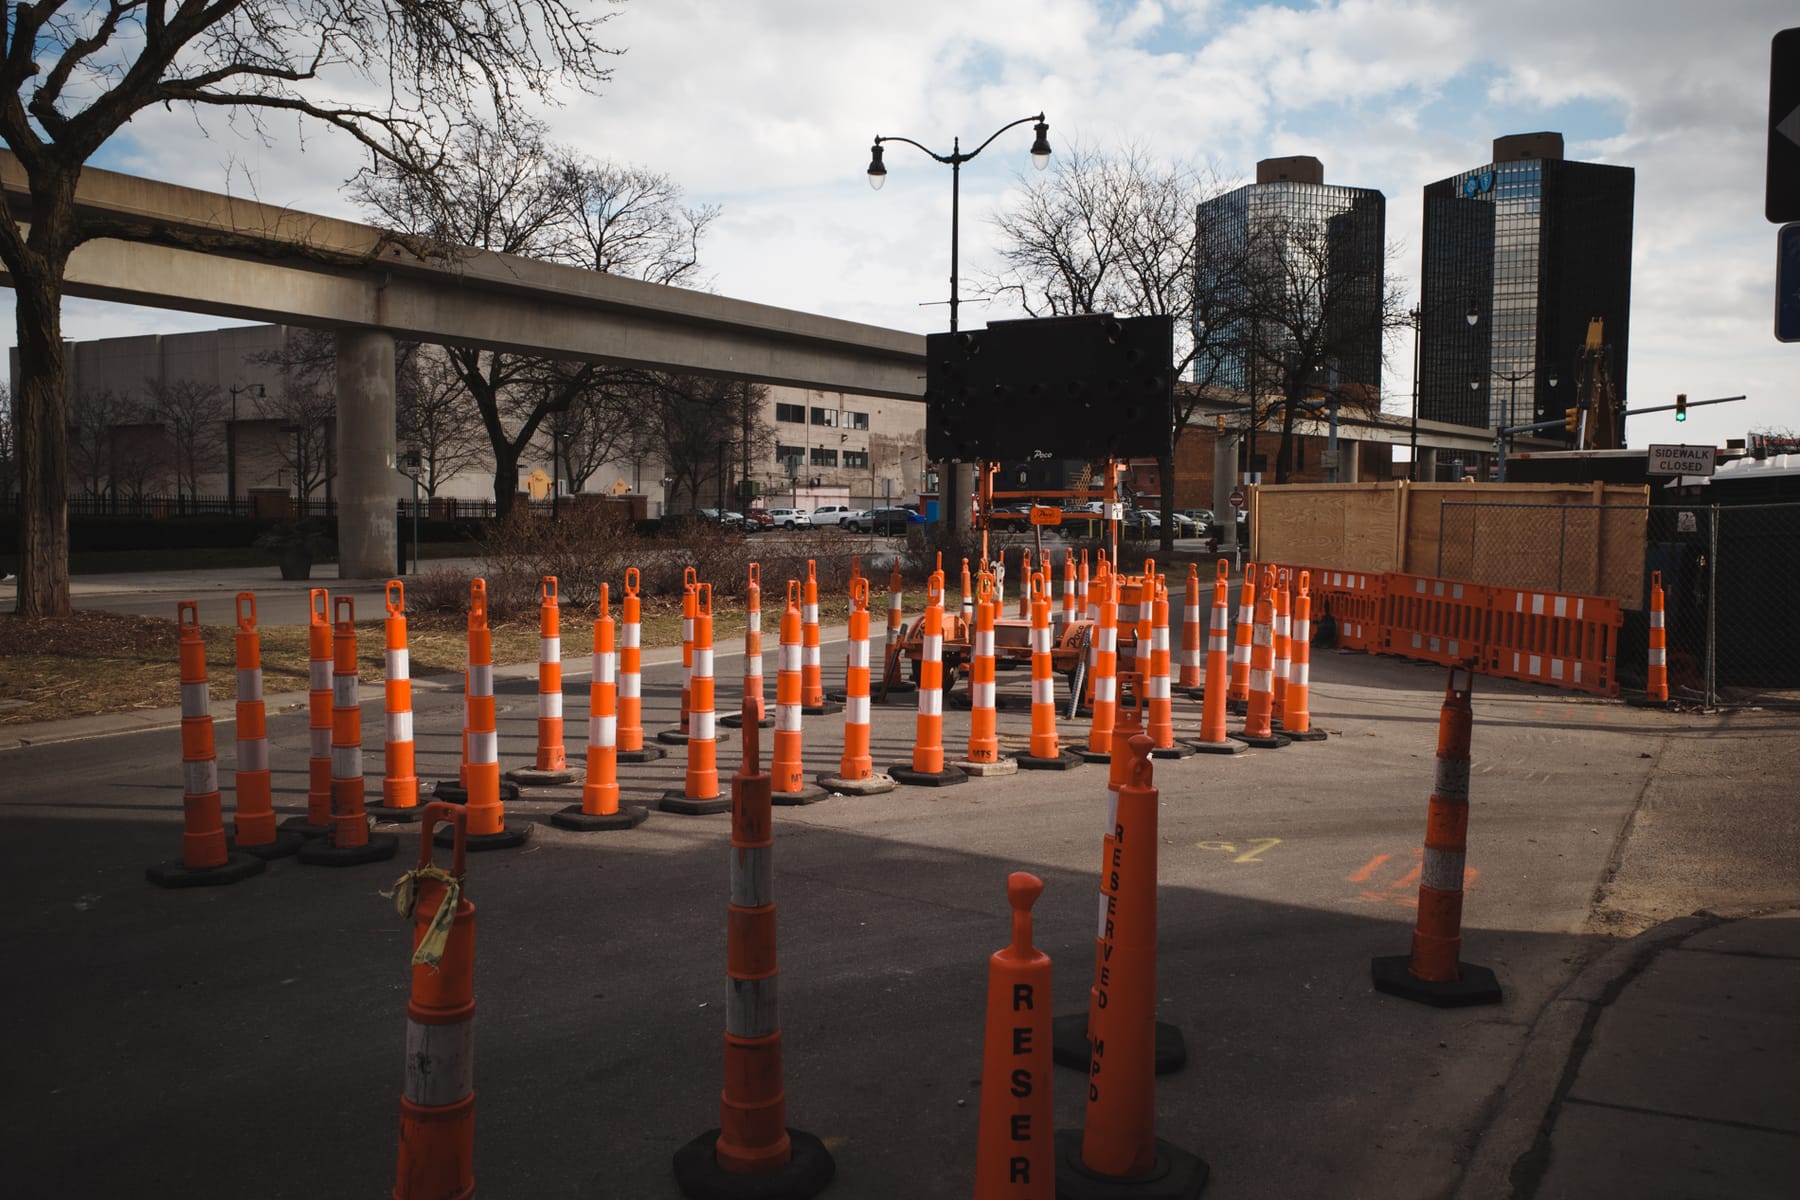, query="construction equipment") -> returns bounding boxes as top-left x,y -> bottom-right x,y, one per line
1571,317 -> 1620,450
